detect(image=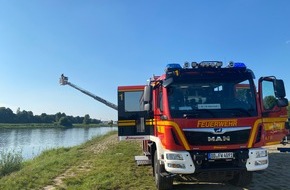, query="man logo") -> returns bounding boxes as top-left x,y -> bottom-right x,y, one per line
208,136 -> 231,142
